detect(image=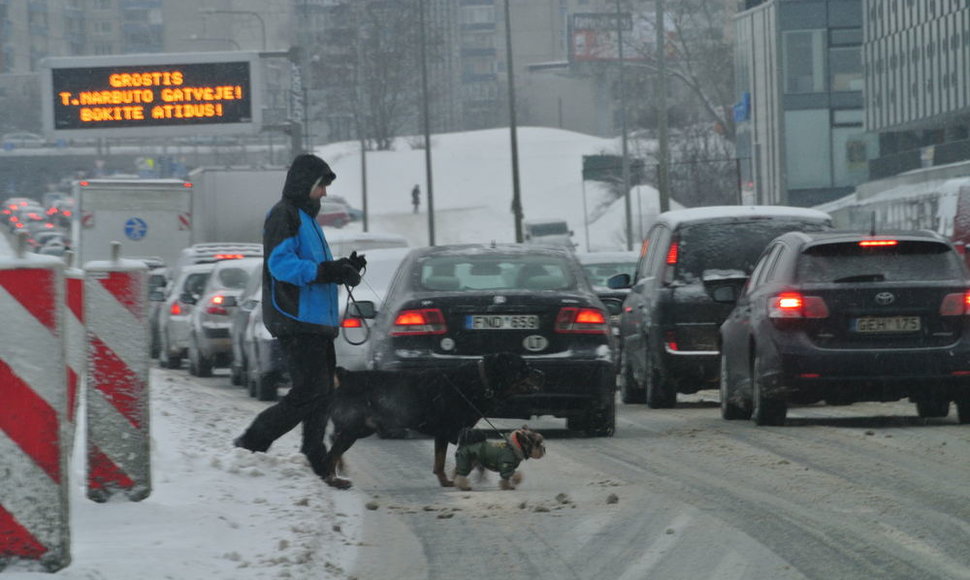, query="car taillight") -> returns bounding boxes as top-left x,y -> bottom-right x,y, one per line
206,295 -> 229,315
391,308 -> 446,335
769,292 -> 829,319
170,302 -> 182,315
665,241 -> 679,265
214,254 -> 244,260
859,239 -> 898,247
341,317 -> 363,328
939,292 -> 970,316
555,307 -> 608,334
